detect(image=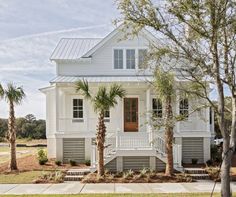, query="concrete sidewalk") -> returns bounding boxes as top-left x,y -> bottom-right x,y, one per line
0,182 -> 235,195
